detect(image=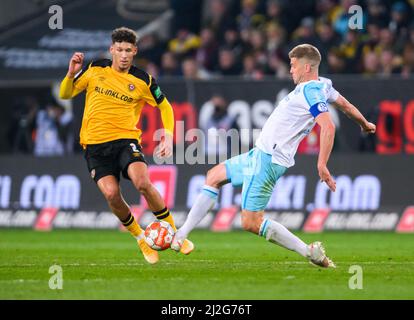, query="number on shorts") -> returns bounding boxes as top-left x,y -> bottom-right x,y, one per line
130,143 -> 139,153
